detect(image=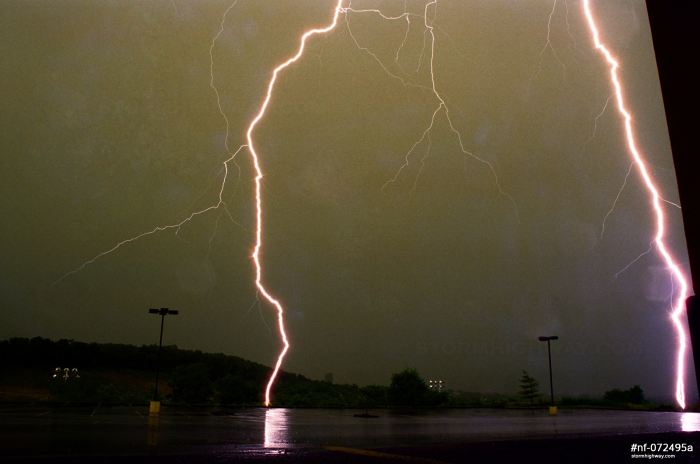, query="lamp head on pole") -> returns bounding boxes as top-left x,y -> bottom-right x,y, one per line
149,308 -> 179,316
